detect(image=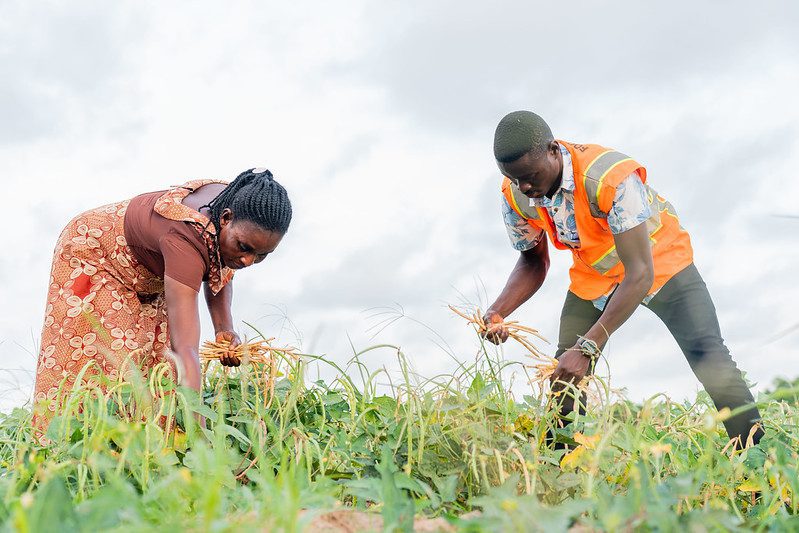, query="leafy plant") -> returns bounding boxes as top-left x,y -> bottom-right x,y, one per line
1,332 -> 797,531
